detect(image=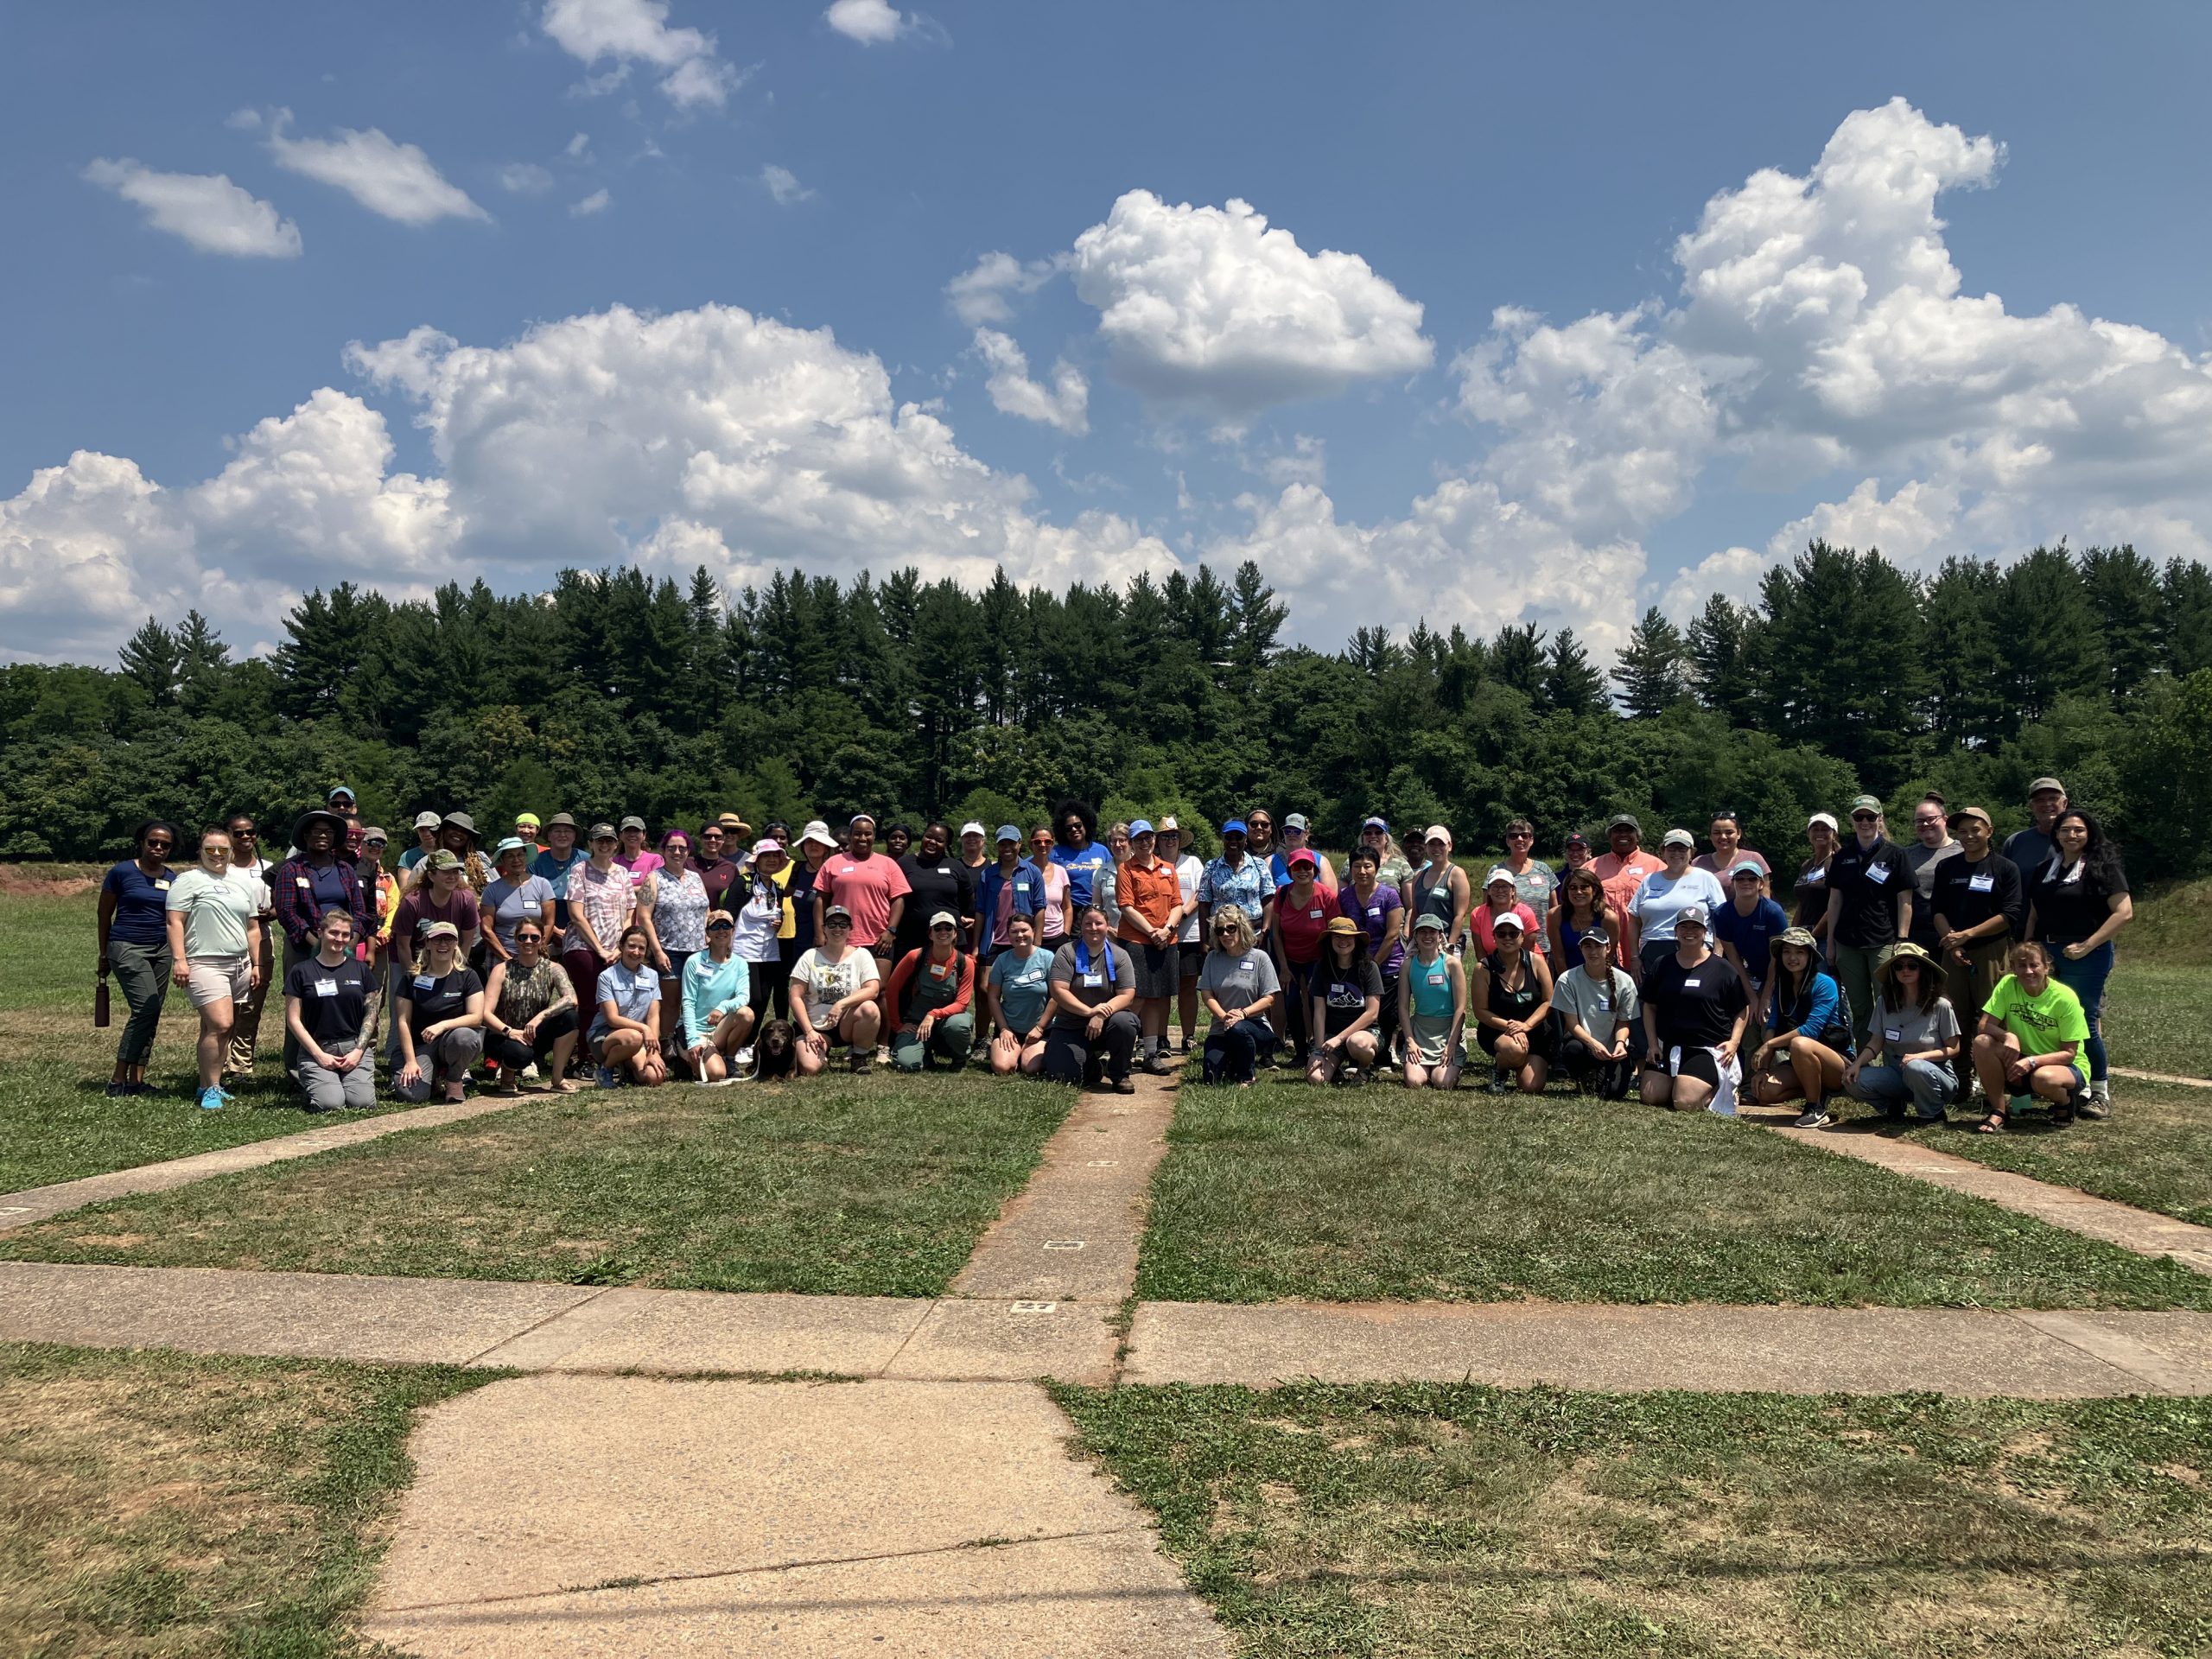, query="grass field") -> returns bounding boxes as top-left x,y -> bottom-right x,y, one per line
0,1341 -> 491,1658
0,1075 -> 1072,1297
1052,1380 -> 2212,1659
1137,1079 -> 2212,1309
